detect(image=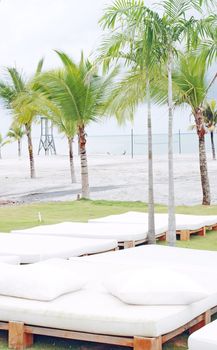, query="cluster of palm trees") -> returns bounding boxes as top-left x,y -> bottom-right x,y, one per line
0,0 -> 216,245
99,0 -> 217,245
